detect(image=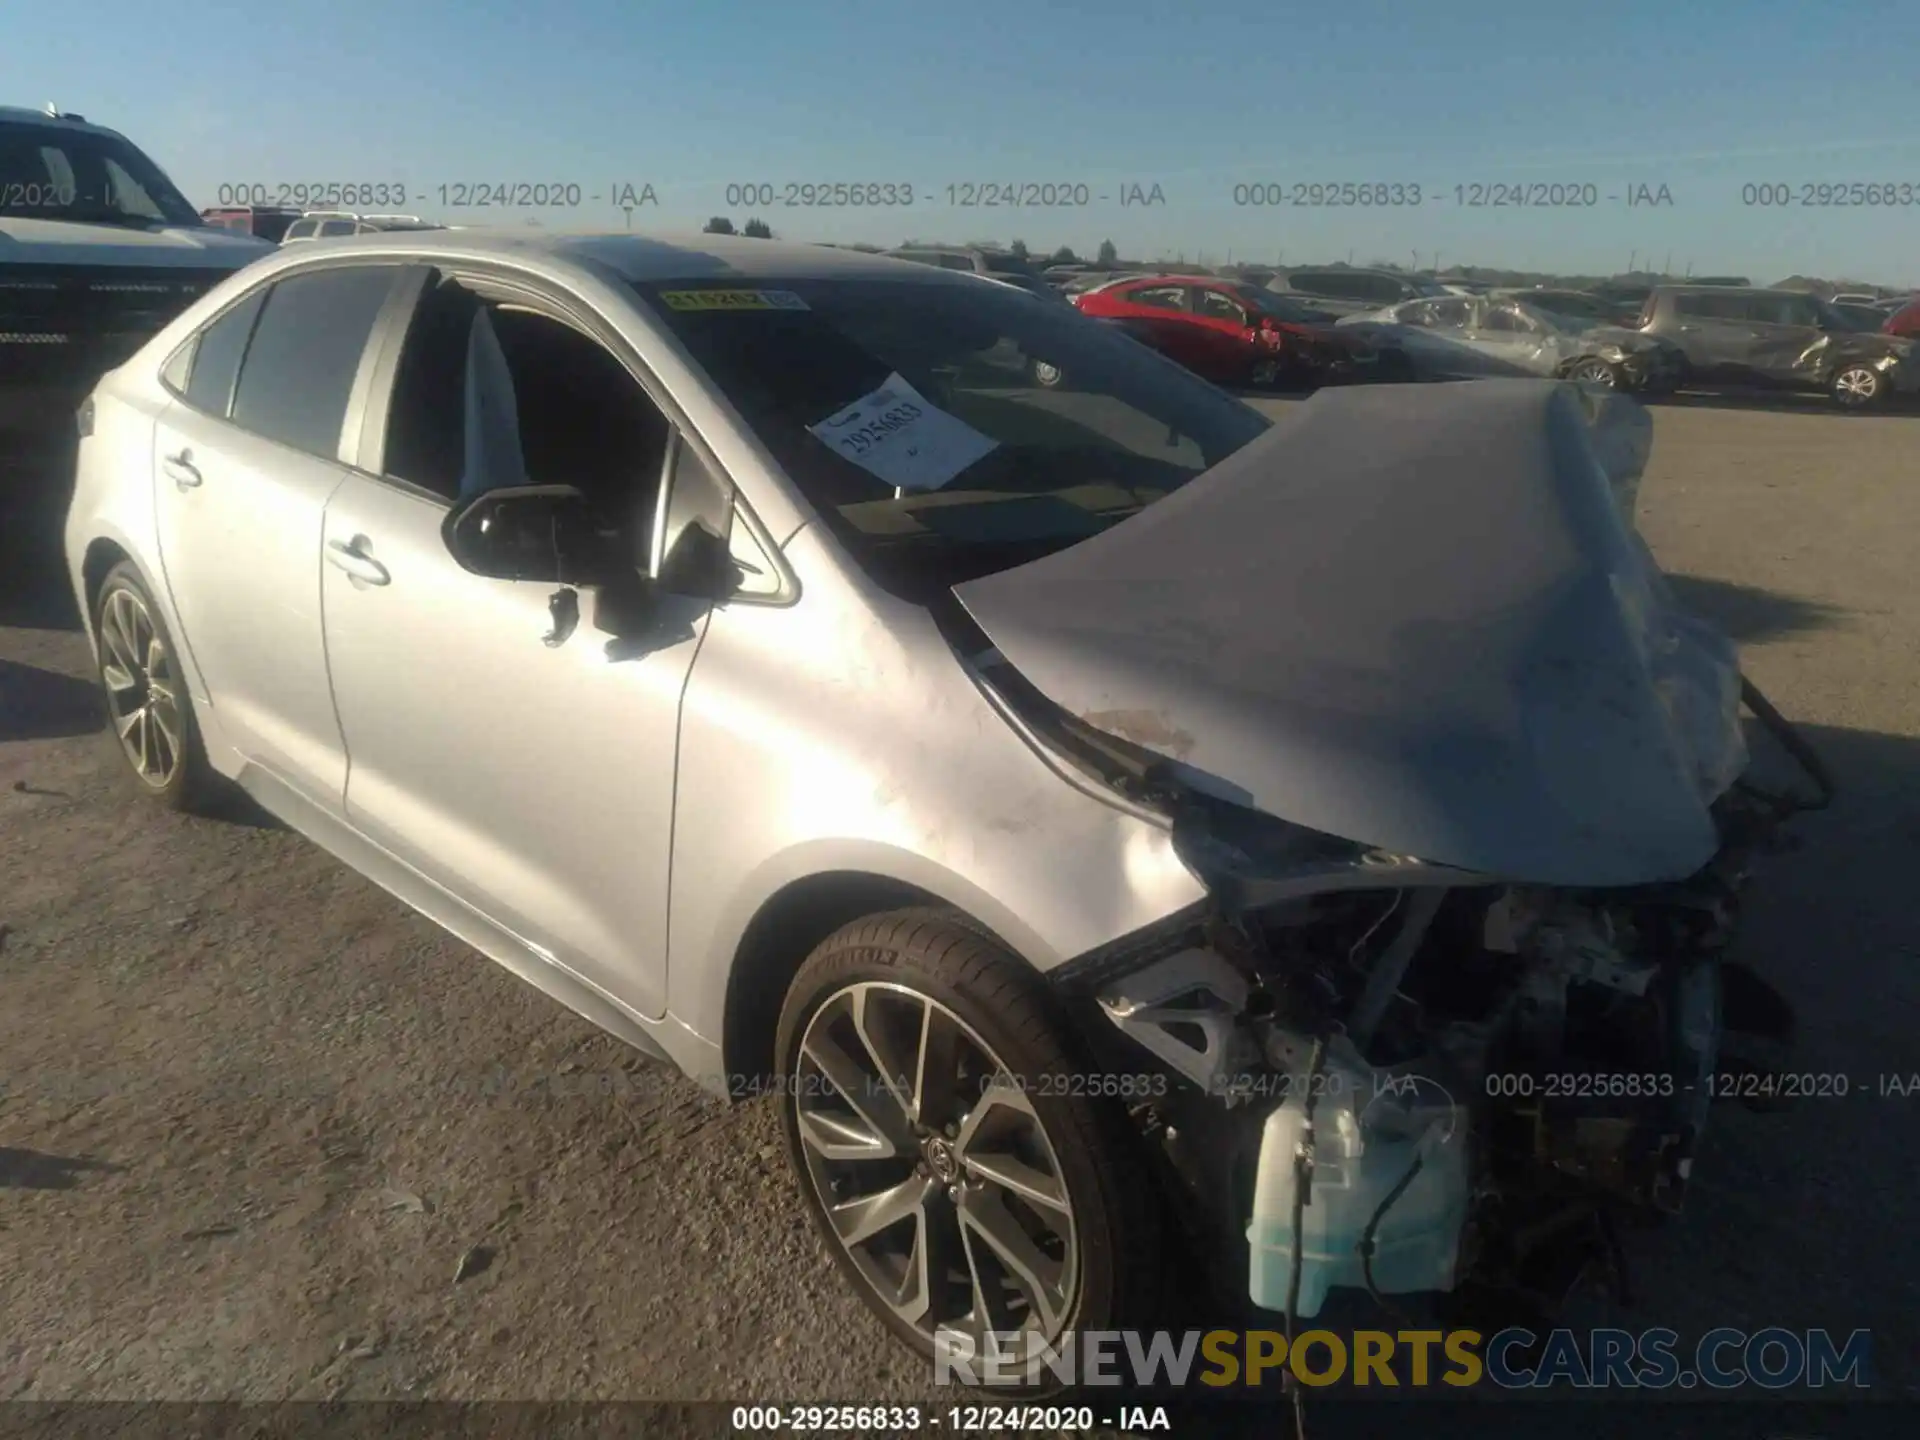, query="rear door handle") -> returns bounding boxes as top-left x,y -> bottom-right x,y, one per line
326,535 -> 390,586
162,449 -> 202,490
